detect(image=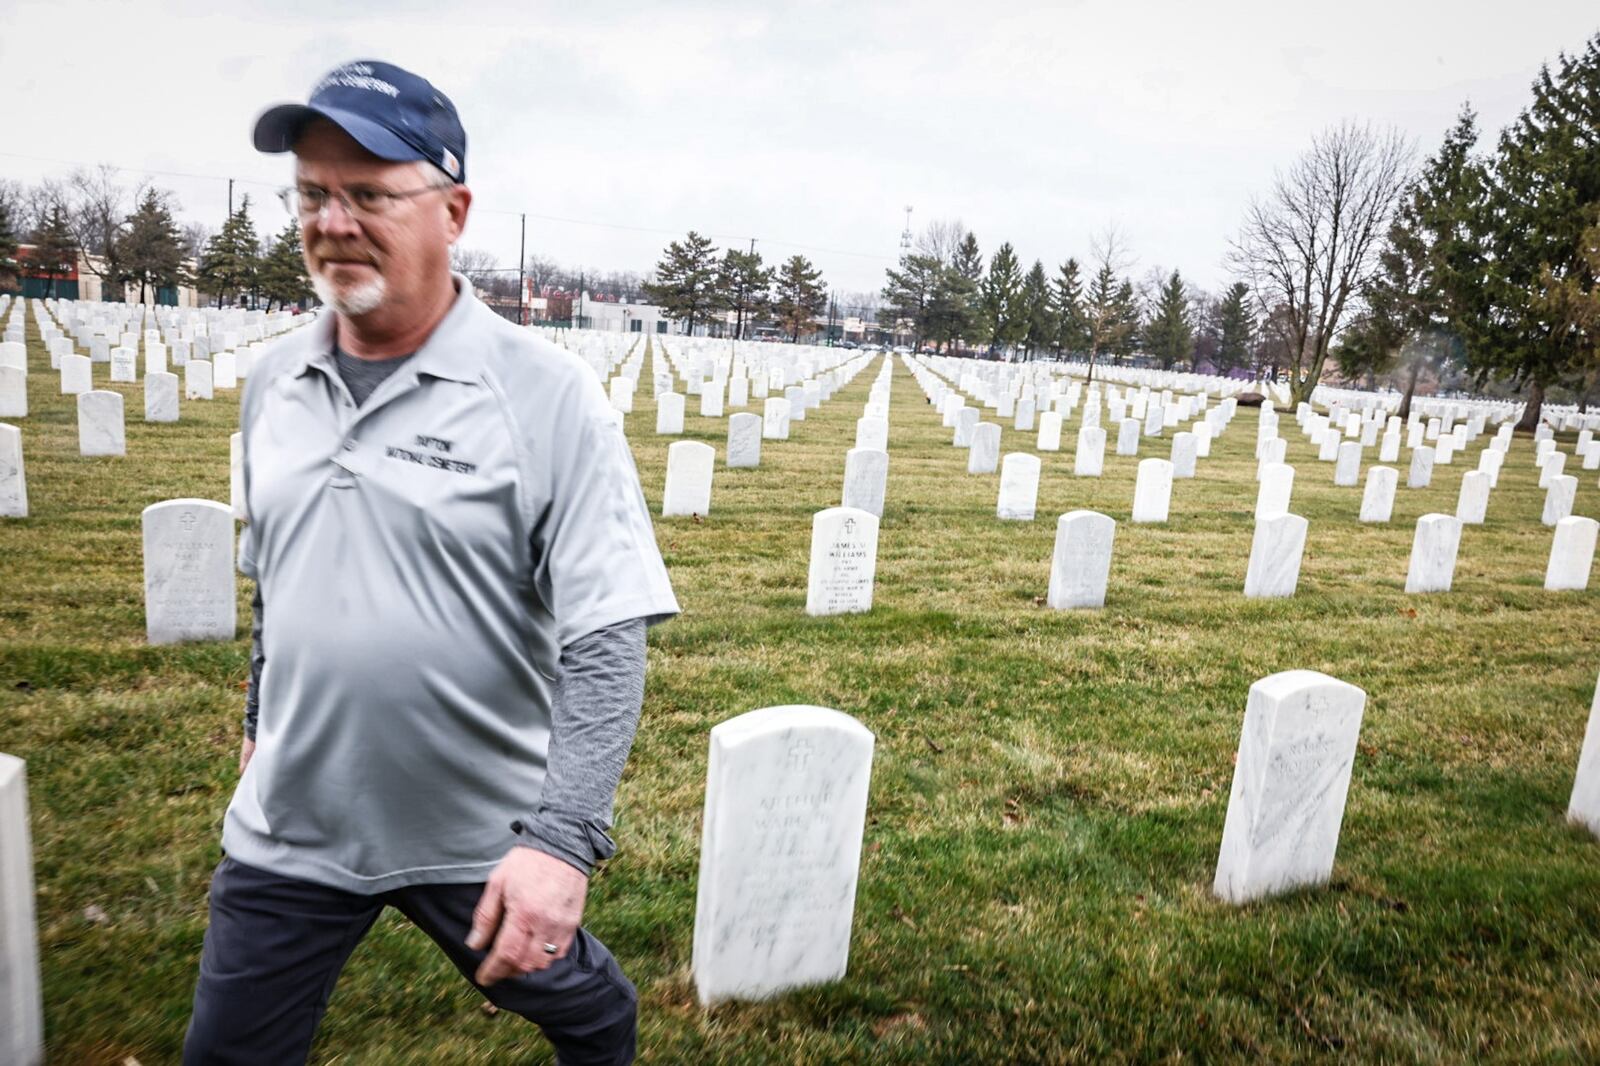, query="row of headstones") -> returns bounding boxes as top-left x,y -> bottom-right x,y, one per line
636,351 -> 876,430
797,491 -> 1597,620
914,354 -> 1230,438
659,360 -> 894,515
8,662 -> 1600,1034
694,664 -> 1600,1002
909,359 -> 1239,471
